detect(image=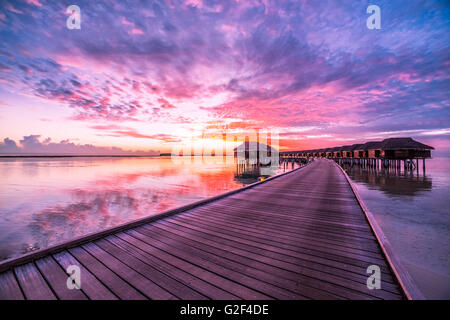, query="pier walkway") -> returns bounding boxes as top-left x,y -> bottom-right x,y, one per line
0,159 -> 408,300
